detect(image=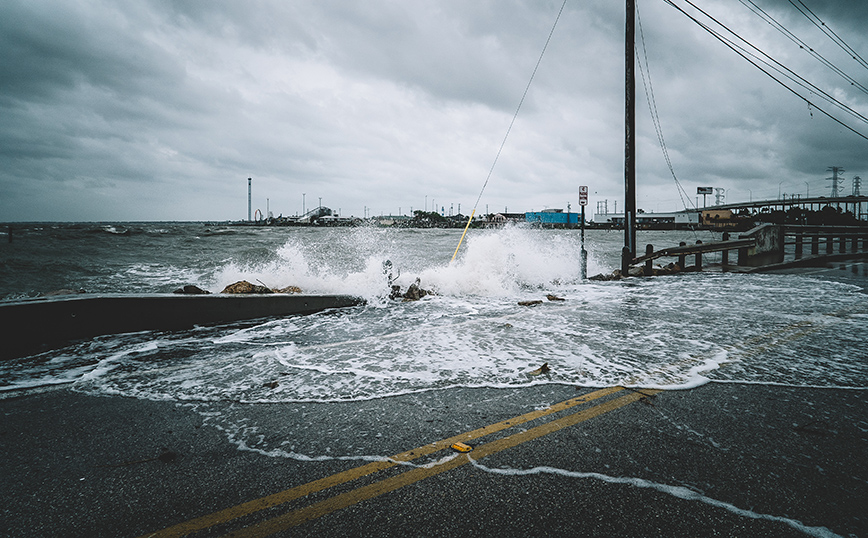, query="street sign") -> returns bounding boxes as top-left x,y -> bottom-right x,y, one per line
578,186 -> 588,279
